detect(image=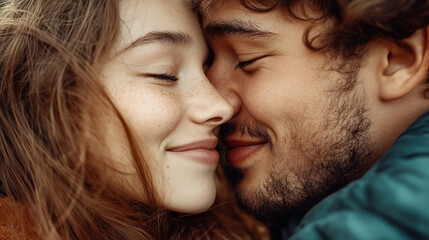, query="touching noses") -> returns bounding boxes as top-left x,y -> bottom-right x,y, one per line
189,80 -> 234,126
